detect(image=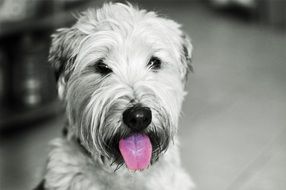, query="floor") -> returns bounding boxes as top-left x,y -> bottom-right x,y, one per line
1,2 -> 286,190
